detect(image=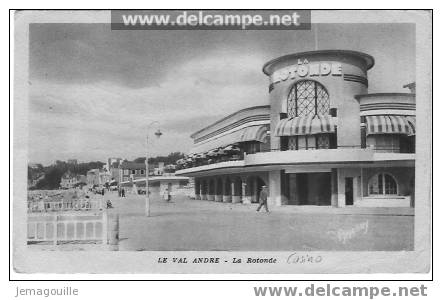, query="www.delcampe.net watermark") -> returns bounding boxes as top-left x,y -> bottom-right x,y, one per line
110,10 -> 311,30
